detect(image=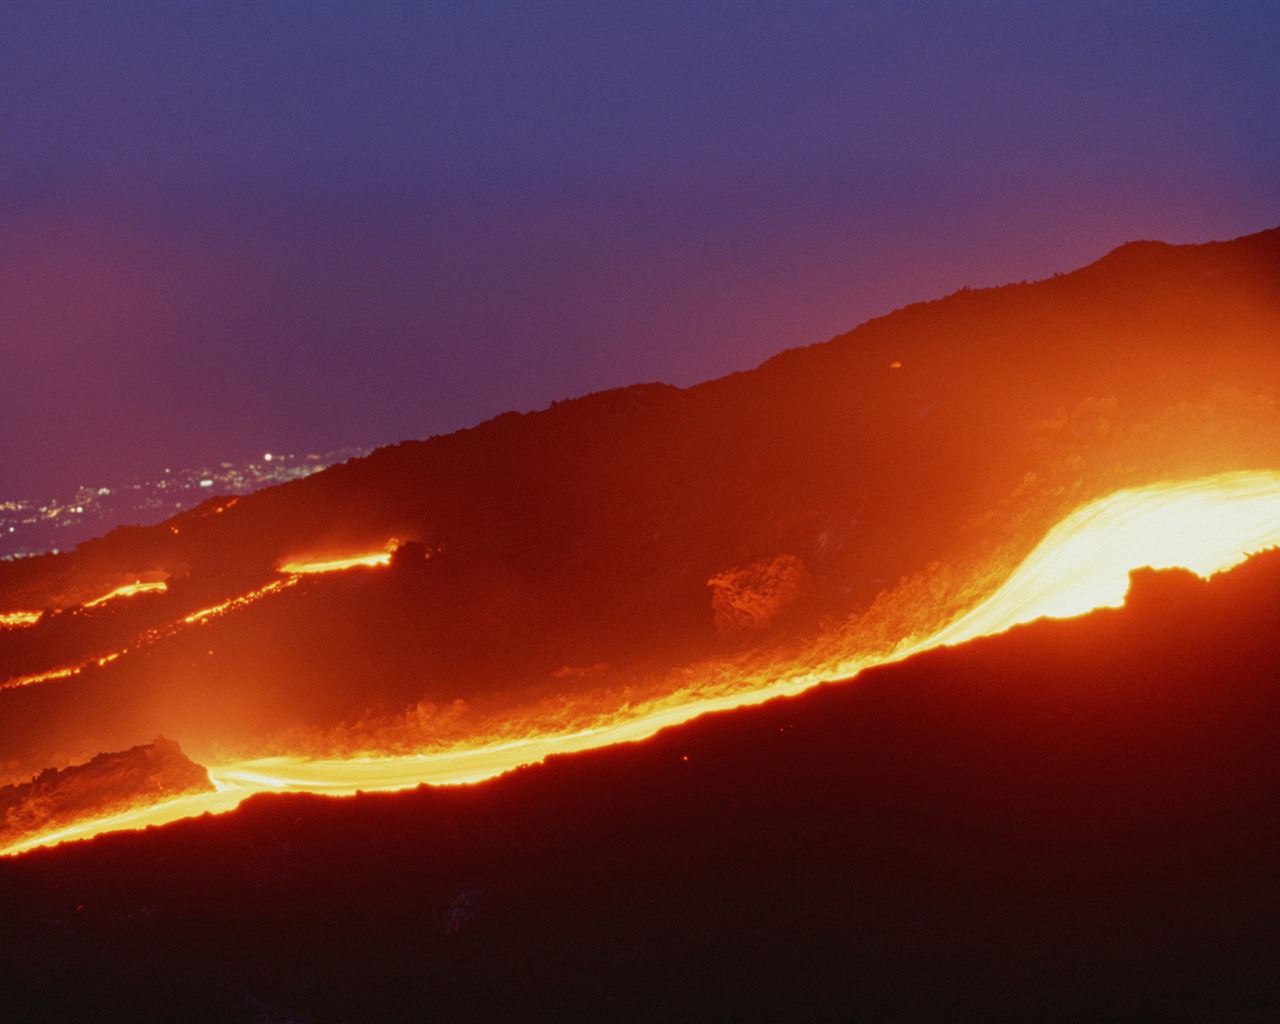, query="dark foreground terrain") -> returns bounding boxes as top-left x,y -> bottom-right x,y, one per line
4,552 -> 1280,1022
